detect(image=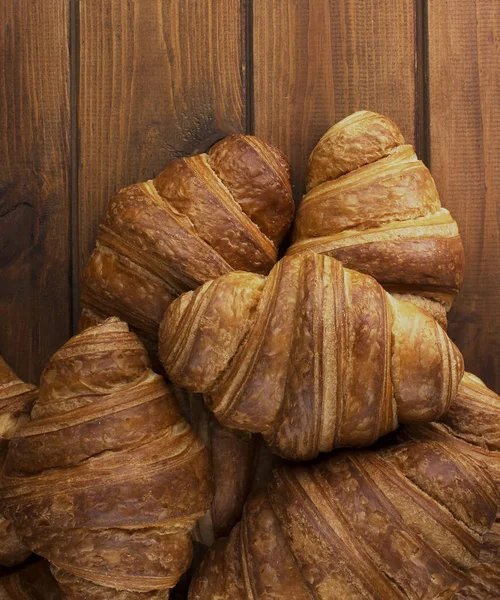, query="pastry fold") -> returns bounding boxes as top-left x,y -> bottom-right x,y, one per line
0,356 -> 36,567
188,440 -> 498,600
289,111 -> 465,326
159,252 -> 464,460
403,373 -> 500,599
